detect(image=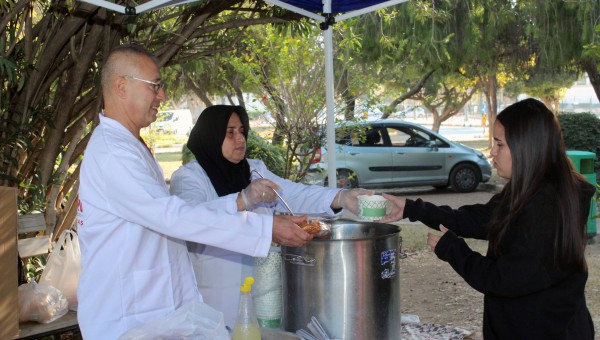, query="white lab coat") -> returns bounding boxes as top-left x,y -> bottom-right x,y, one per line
169,158 -> 340,328
77,115 -> 274,340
